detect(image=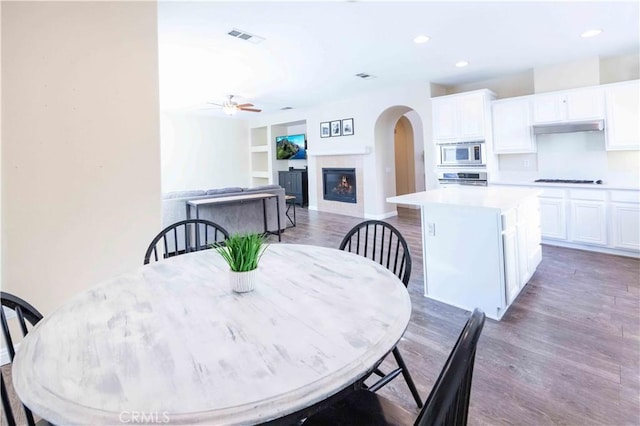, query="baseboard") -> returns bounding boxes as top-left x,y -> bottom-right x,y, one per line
542,240 -> 639,259
364,211 -> 398,220
308,205 -> 318,211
